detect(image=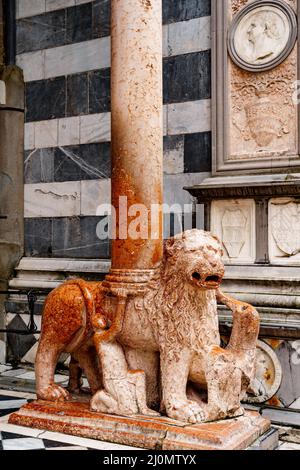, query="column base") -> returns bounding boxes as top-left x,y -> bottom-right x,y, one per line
9,397 -> 271,450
